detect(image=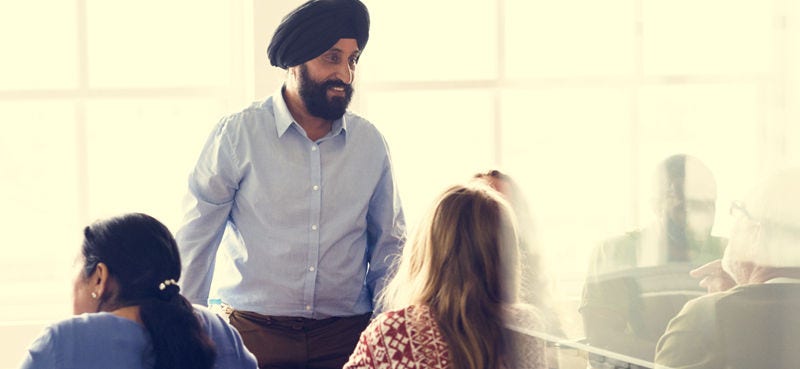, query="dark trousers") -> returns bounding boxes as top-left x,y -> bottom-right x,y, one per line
229,310 -> 371,369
